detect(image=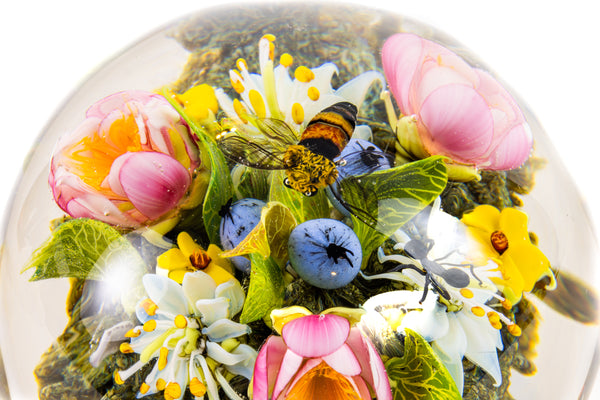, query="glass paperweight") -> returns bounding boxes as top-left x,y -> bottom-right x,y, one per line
1,3 -> 598,400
